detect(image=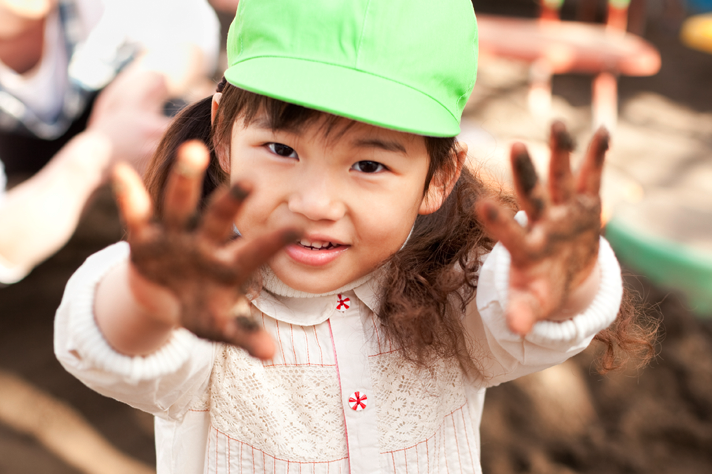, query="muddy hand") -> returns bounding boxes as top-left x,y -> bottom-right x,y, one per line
476,122 -> 609,335
112,141 -> 300,359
